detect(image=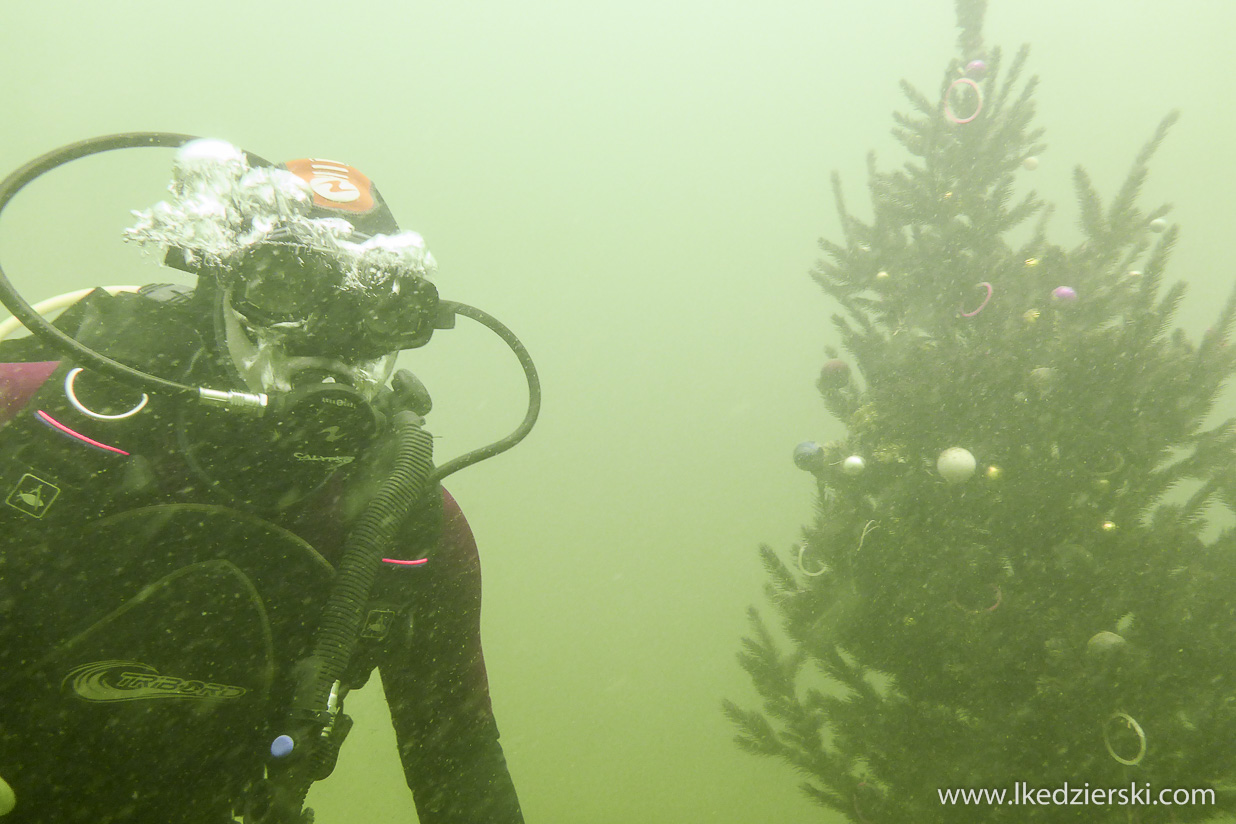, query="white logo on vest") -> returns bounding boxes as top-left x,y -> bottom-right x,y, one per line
64,660 -> 248,702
